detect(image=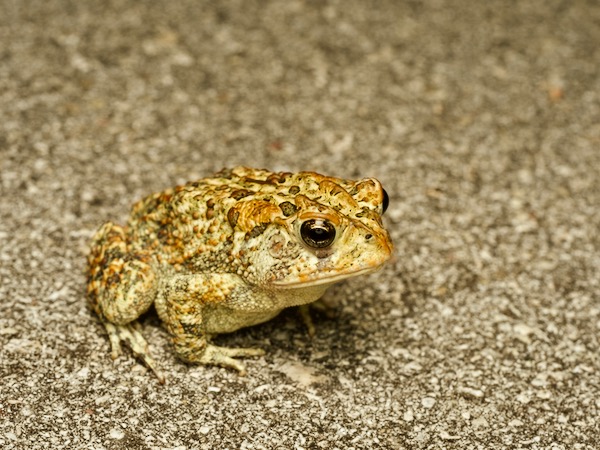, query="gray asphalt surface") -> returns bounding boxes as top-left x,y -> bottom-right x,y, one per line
1,1 -> 599,449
